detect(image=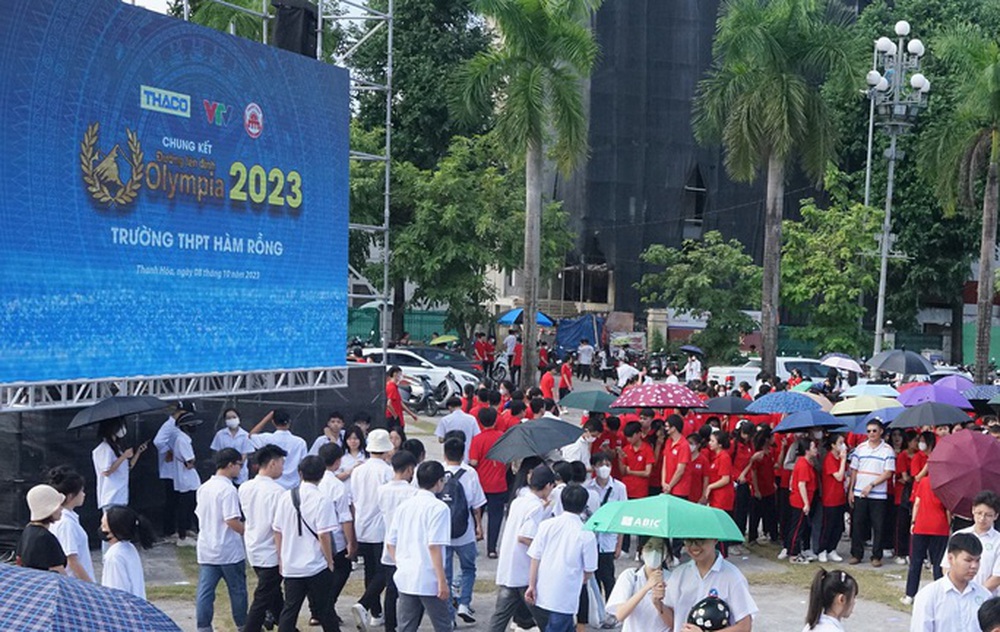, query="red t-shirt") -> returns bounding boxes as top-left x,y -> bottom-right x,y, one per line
708,450 -> 735,511
789,456 -> 818,510
513,343 -> 523,367
469,429 -> 508,494
894,451 -> 911,505
594,430 -> 625,478
821,451 -> 847,508
912,477 -> 950,536
485,341 -> 496,361
751,451 -> 777,497
688,449 -> 710,503
621,442 -> 654,499
538,348 -> 549,368
474,340 -> 489,361
731,442 -> 753,481
386,380 -> 403,424
540,372 -> 555,399
662,436 -> 692,497
560,363 -> 573,390
910,451 -> 928,478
